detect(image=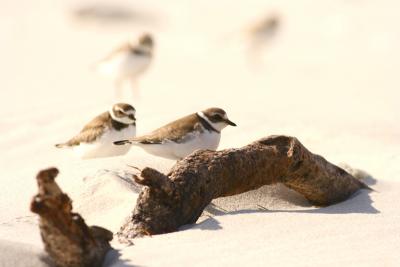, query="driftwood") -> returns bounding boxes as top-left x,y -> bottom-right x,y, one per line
118,135 -> 370,242
30,168 -> 113,267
